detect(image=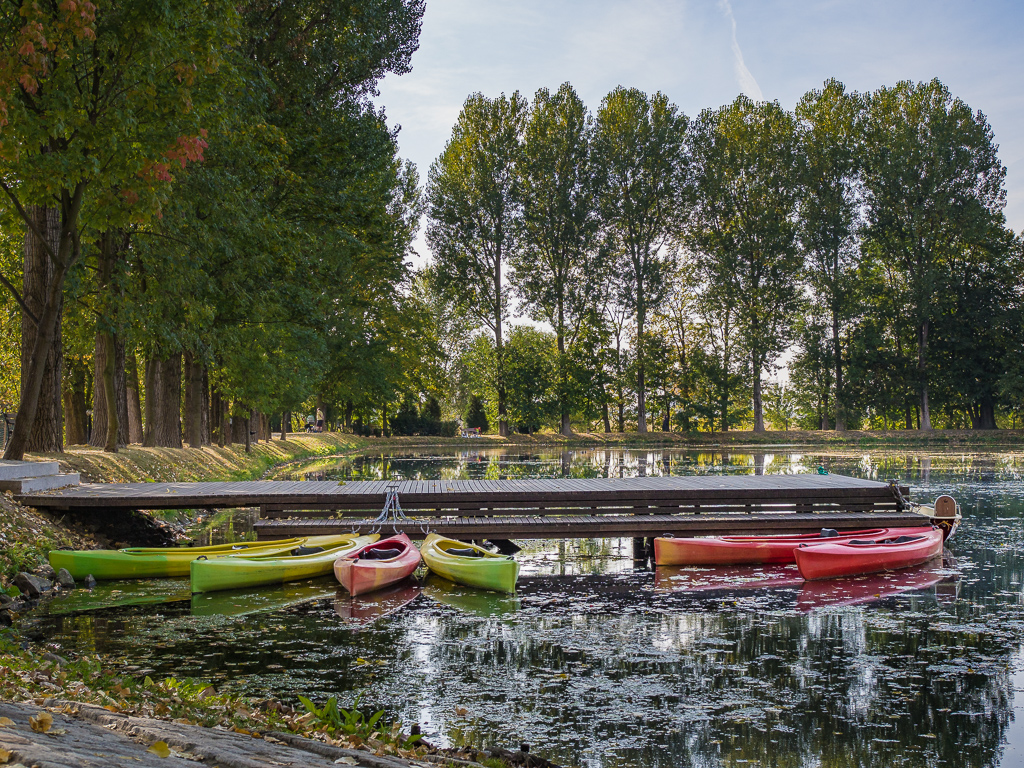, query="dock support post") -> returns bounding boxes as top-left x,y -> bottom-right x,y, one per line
632,536 -> 647,562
